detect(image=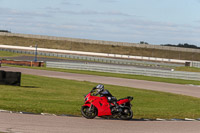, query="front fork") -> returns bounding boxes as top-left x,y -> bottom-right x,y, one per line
88,104 -> 94,112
